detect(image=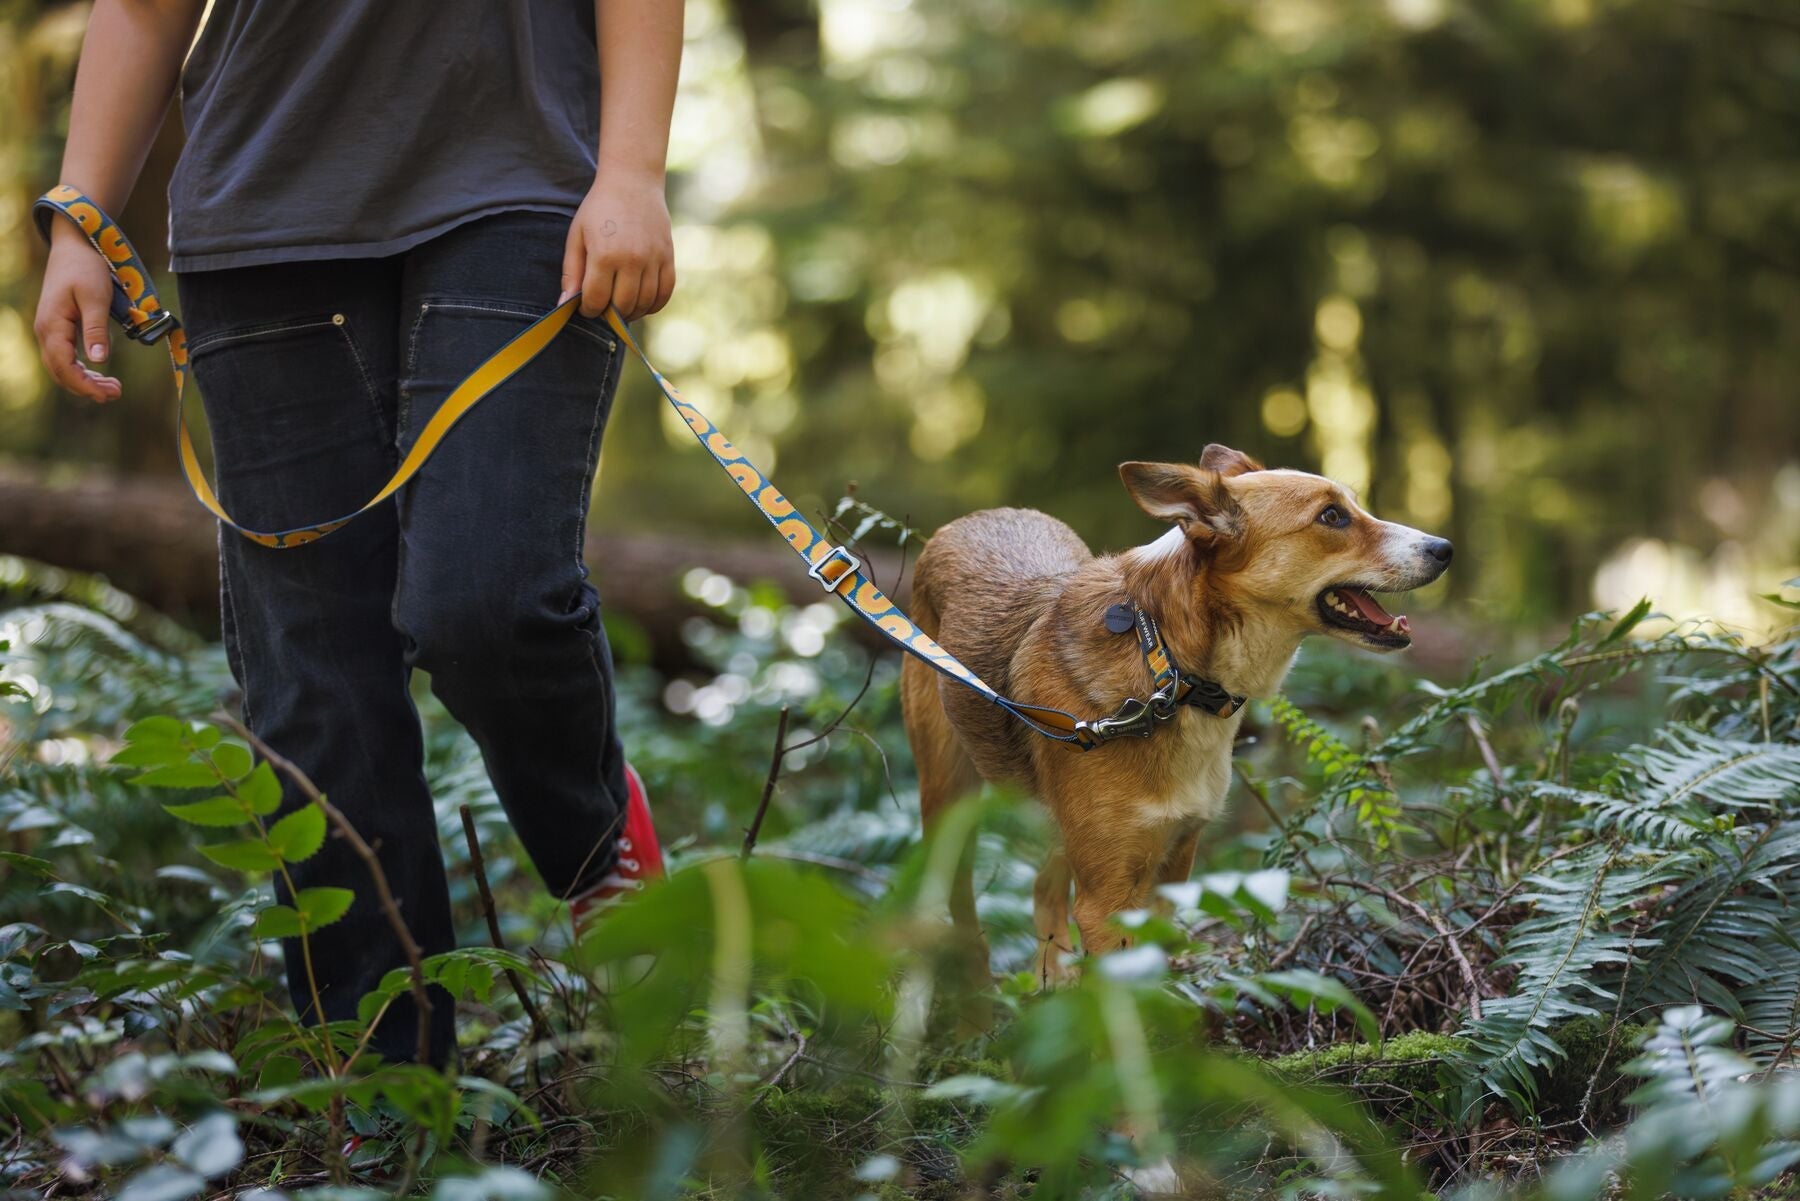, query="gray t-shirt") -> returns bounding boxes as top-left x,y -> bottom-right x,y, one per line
168,1 -> 599,272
